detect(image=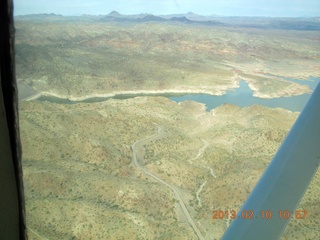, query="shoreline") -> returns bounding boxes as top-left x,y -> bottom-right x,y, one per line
20,77 -> 319,102
23,87 -> 230,102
